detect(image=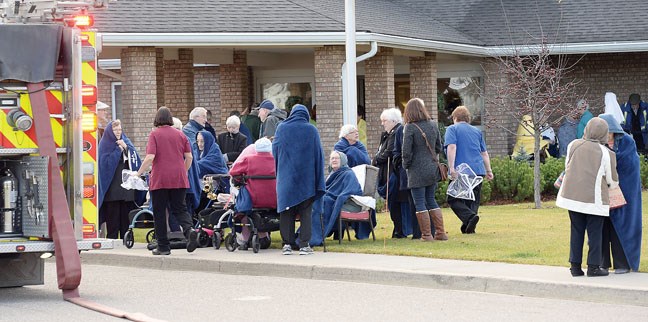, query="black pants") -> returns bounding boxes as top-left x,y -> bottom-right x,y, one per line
568,211 -> 604,266
280,198 -> 314,248
102,200 -> 135,239
602,217 -> 630,269
448,182 -> 482,224
151,188 -> 193,252
387,188 -> 403,237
